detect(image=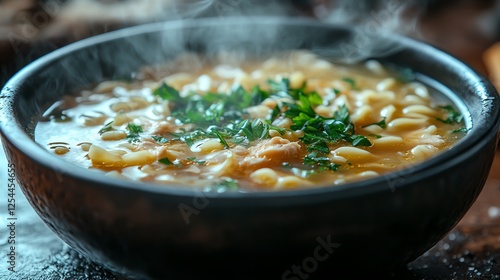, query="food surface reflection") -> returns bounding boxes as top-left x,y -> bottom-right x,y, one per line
35,51 -> 466,191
